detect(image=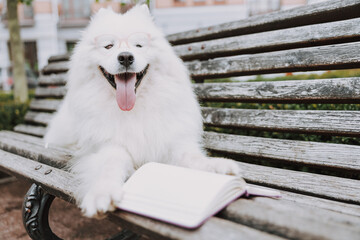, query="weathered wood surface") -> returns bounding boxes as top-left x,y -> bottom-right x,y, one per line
238,162 -> 360,204
35,76 -> 360,102
176,18 -> 360,60
5,130 -> 360,217
220,192 -> 360,240
43,42 -> 360,80
194,77 -> 360,103
35,77 -> 360,103
38,73 -> 67,86
35,86 -> 67,98
21,107 -> 360,137
24,111 -> 53,126
42,61 -> 68,75
2,130 -> 359,205
29,99 -> 62,112
0,149 -> 75,203
109,212 -> 285,240
204,132 -> 360,172
0,131 -> 70,168
187,42 -> 360,79
1,130 -> 44,144
202,107 -> 360,136
0,150 -> 284,240
48,53 -> 70,63
167,0 -> 360,44
13,124 -> 46,137
1,138 -> 360,240
279,190 -> 360,217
